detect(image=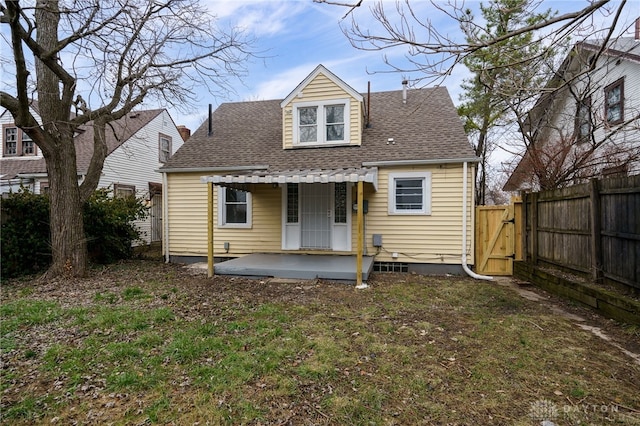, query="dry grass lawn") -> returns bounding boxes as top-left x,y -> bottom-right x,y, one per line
1,260 -> 639,425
